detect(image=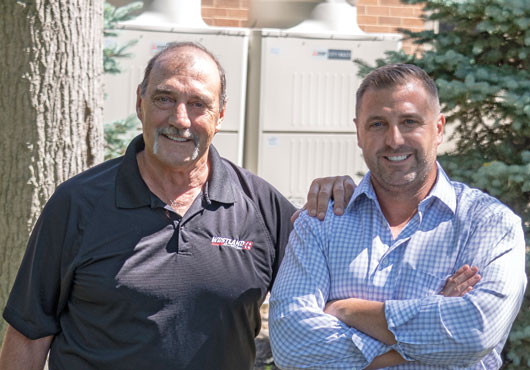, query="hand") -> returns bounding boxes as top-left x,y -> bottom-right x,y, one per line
291,175 -> 356,223
440,265 -> 481,297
